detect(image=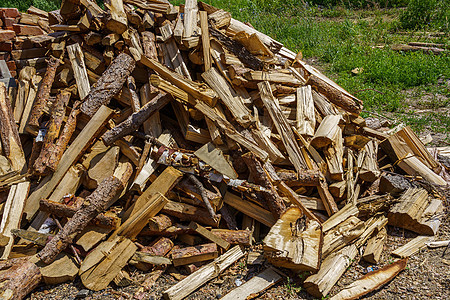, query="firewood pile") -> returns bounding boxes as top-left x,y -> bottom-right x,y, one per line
0,1 -> 448,299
